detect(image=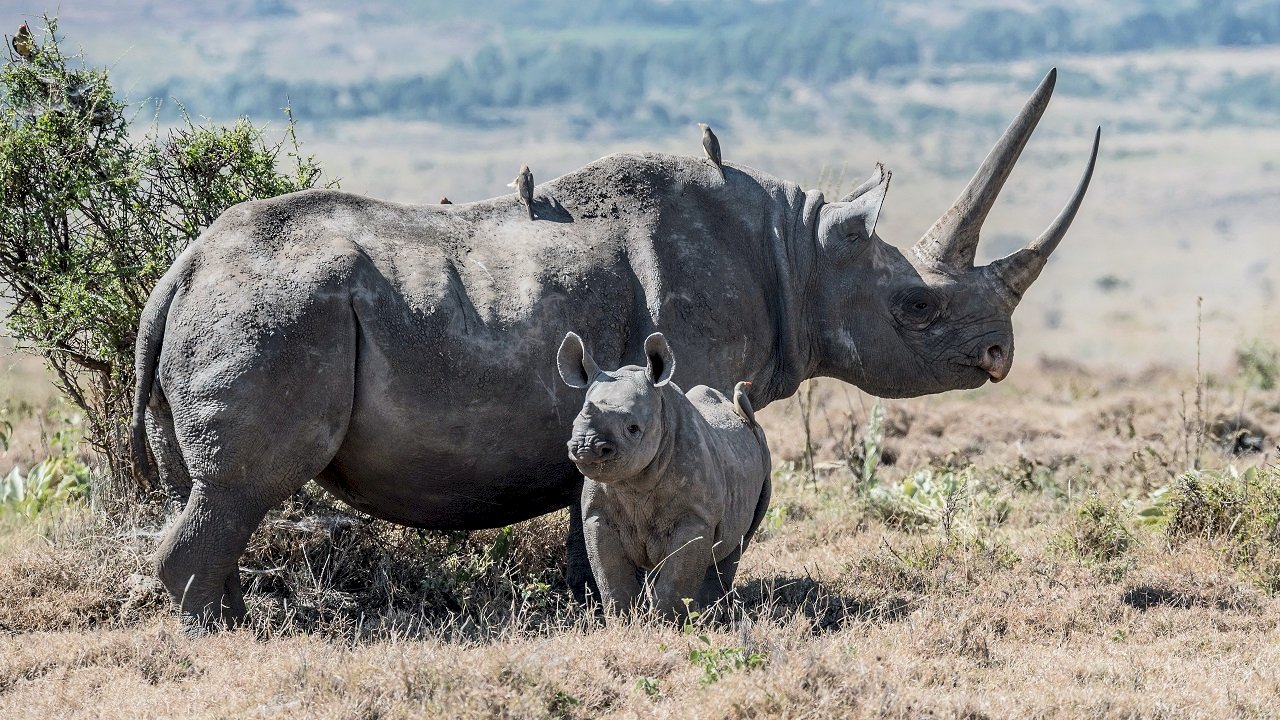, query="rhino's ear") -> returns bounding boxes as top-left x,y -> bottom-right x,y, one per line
557,331 -> 600,389
643,332 -> 676,387
838,162 -> 888,203
819,167 -> 892,246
